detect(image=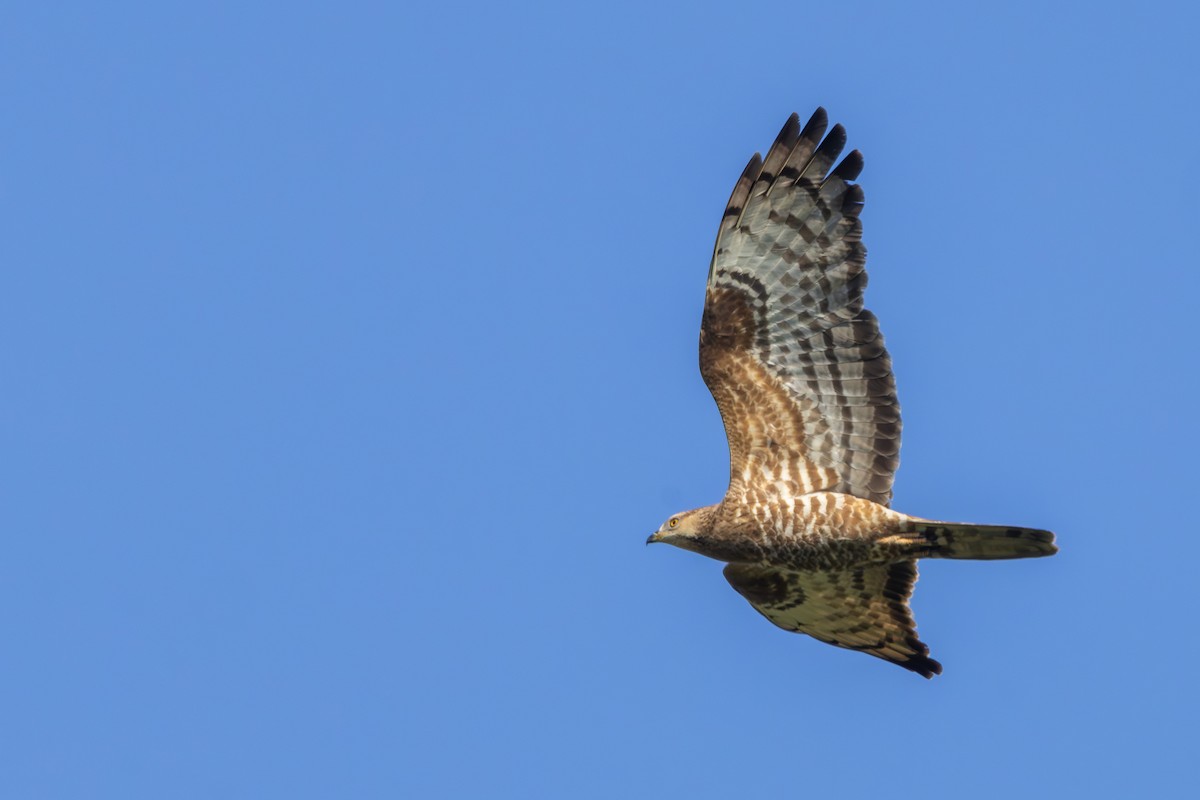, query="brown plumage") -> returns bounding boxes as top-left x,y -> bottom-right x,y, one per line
648,109 -> 1056,678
